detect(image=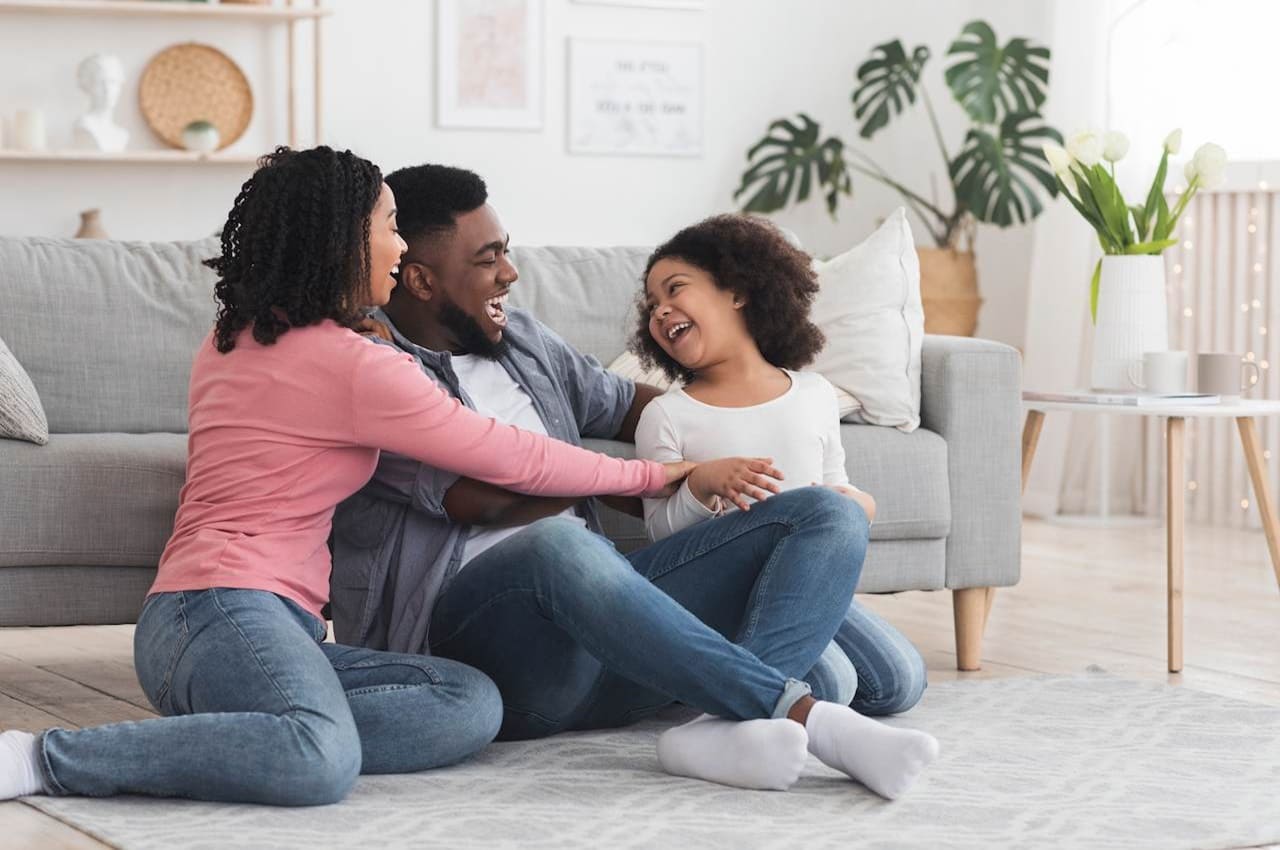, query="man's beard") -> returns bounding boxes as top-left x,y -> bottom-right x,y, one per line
439,300 -> 508,360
